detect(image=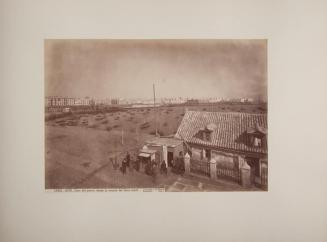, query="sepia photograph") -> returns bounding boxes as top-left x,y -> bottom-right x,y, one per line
3,0 -> 327,241
45,39 -> 267,191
